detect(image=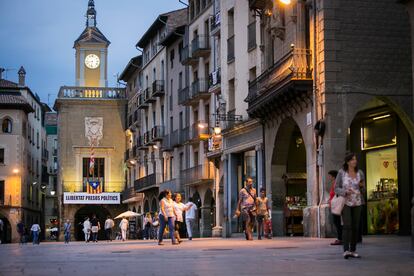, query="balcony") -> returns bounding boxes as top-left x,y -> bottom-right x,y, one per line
209,68 -> 221,93
246,48 -> 313,119
179,79 -> 210,107
178,86 -> 190,105
58,86 -> 126,99
137,93 -> 149,109
210,11 -> 221,36
133,110 -> 140,124
191,35 -> 210,58
137,135 -> 147,150
187,123 -> 207,145
161,134 -> 172,151
180,164 -> 213,187
180,45 -> 198,66
159,178 -> 182,193
151,125 -> 165,142
171,127 -> 189,147
143,87 -> 156,104
227,35 -> 235,63
63,181 -> 124,193
121,186 -> 143,203
134,173 -> 158,192
249,0 -> 271,10
152,80 -> 165,97
143,131 -> 153,146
